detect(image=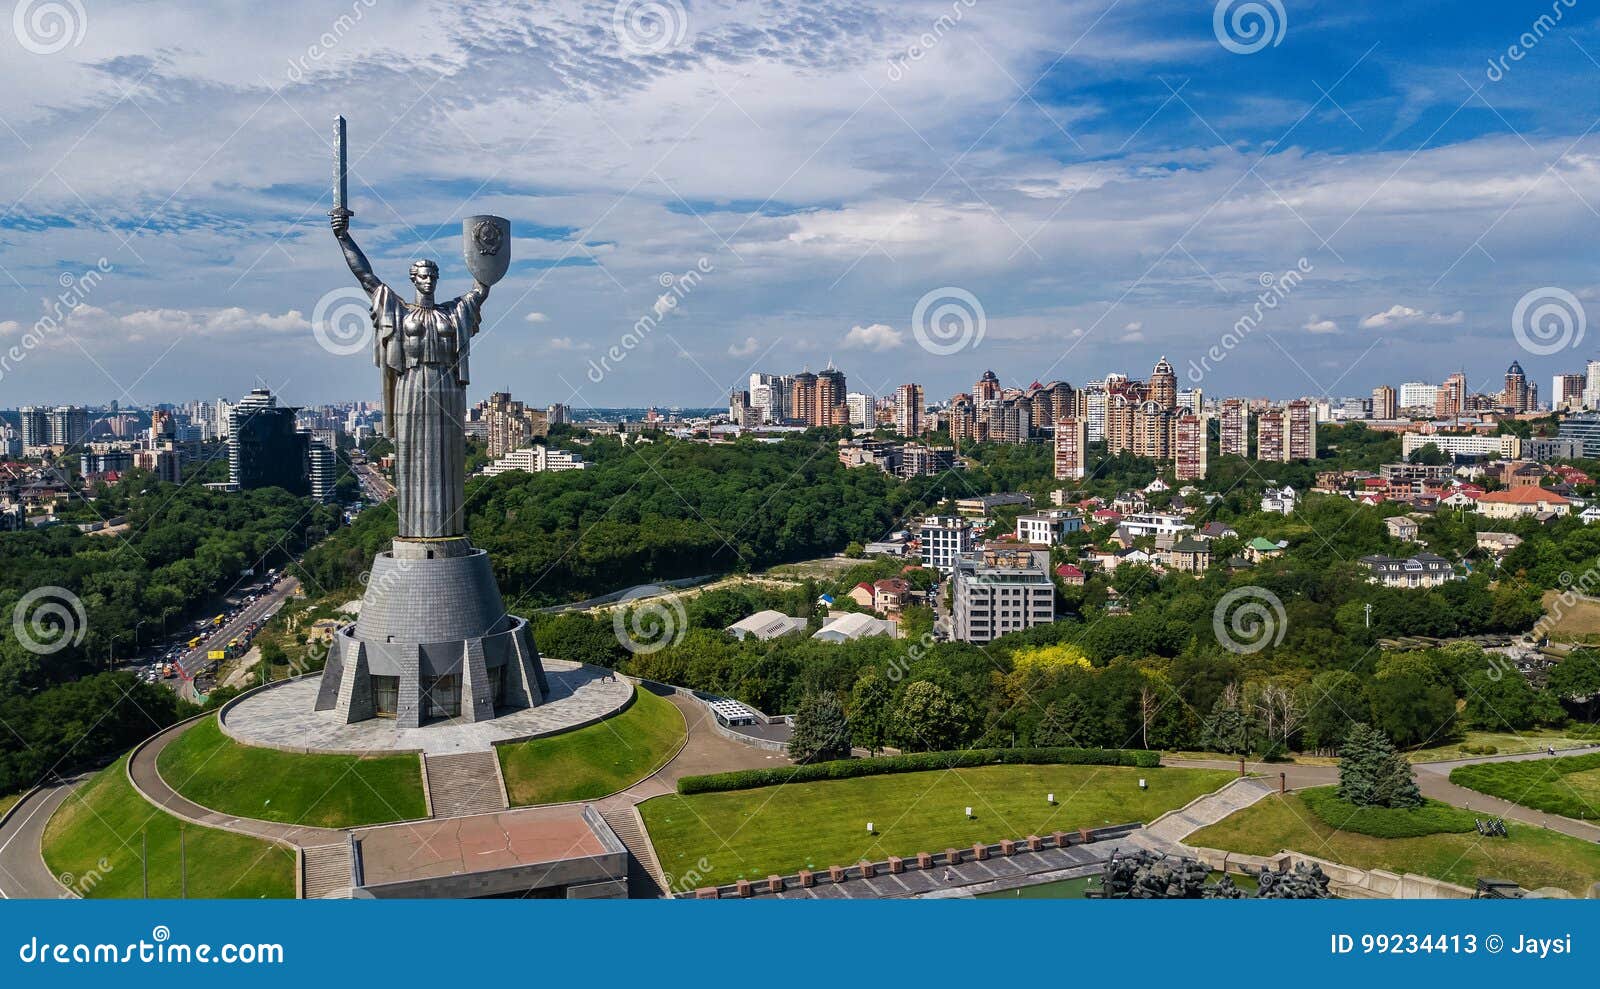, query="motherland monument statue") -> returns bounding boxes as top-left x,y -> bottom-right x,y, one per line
315,115 -> 548,728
